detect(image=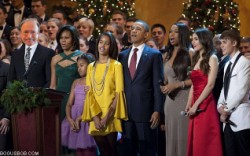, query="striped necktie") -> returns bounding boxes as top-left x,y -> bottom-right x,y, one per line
24,47 -> 31,71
